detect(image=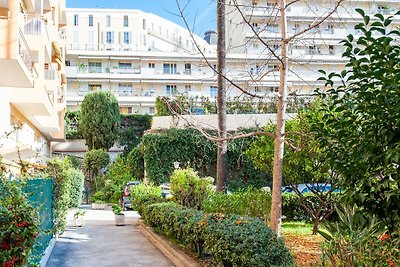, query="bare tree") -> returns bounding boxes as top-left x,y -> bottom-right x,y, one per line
172,0 -> 345,235
216,0 -> 228,192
